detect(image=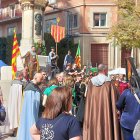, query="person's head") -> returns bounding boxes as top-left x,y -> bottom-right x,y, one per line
15,71 -> 23,80
66,63 -> 72,70
33,73 -> 44,85
43,86 -> 72,119
83,65 -> 87,70
38,69 -> 47,81
98,64 -> 108,75
51,47 -> 55,52
72,63 -> 77,69
55,72 -> 65,83
48,77 -> 59,87
119,74 -> 124,81
68,50 -> 71,55
63,75 -> 75,88
76,74 -> 82,82
31,46 -> 36,52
